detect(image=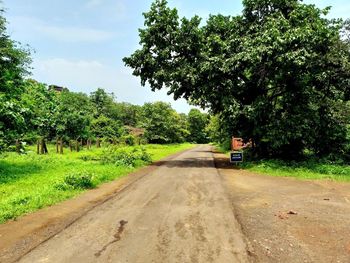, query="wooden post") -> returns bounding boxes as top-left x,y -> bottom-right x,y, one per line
76,139 -> 79,152
15,140 -> 20,154
56,139 -> 59,153
40,139 -> 45,154
43,139 -> 48,154
59,139 -> 63,154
